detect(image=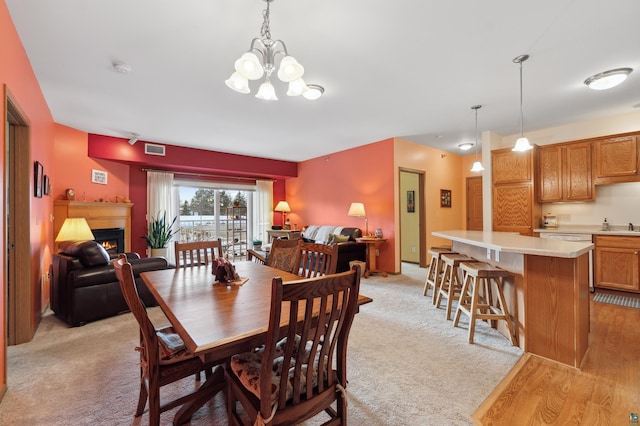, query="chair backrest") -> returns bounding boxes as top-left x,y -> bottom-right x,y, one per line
266,238 -> 302,273
260,268 -> 361,420
174,239 -> 223,268
112,254 -> 160,374
298,242 -> 338,278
